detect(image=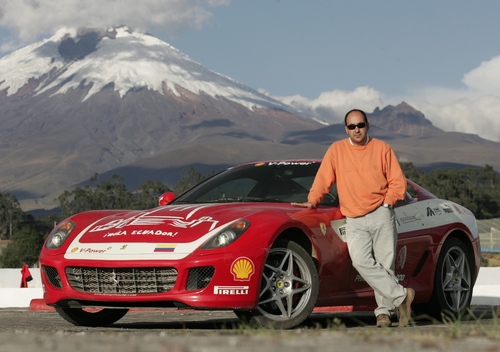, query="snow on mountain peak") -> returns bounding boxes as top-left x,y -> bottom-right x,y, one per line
0,26 -> 289,111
